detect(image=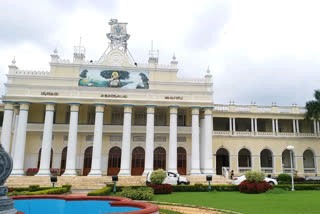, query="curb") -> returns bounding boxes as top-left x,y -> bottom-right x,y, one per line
148,201 -> 243,214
